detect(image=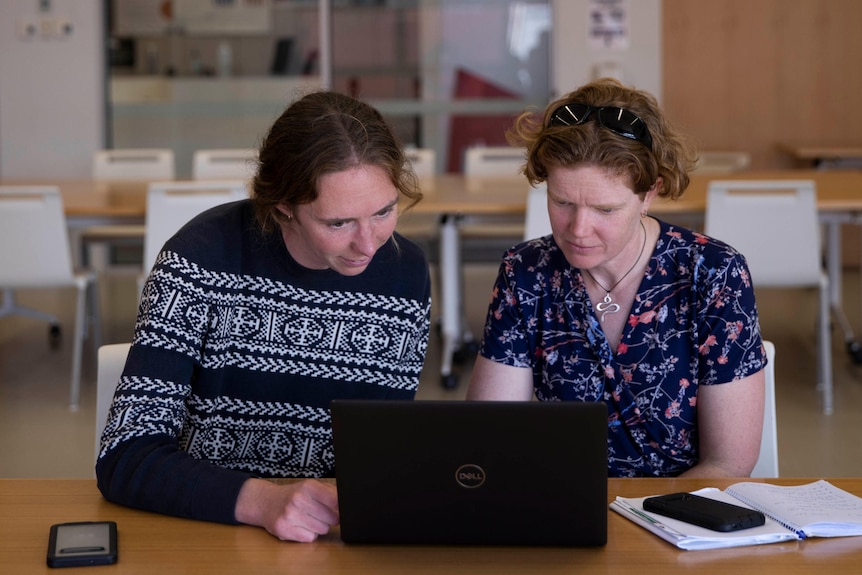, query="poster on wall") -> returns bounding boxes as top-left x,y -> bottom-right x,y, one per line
588,0 -> 629,50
